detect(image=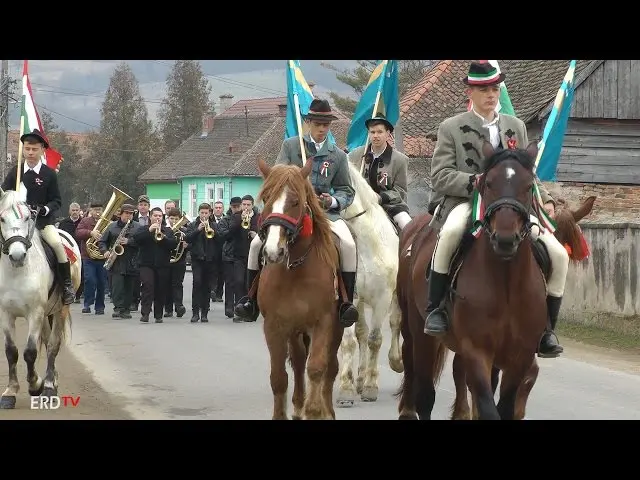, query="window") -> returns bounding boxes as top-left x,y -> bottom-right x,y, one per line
189,184 -> 197,218
205,183 -> 214,206
215,182 -> 224,202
